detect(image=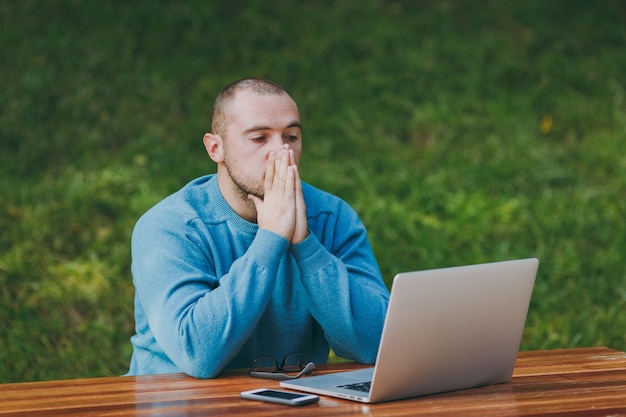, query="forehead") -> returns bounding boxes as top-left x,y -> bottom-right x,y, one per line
224,90 -> 300,131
